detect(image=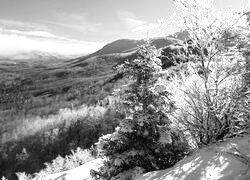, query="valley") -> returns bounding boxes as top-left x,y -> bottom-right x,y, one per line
0,36 -> 182,179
